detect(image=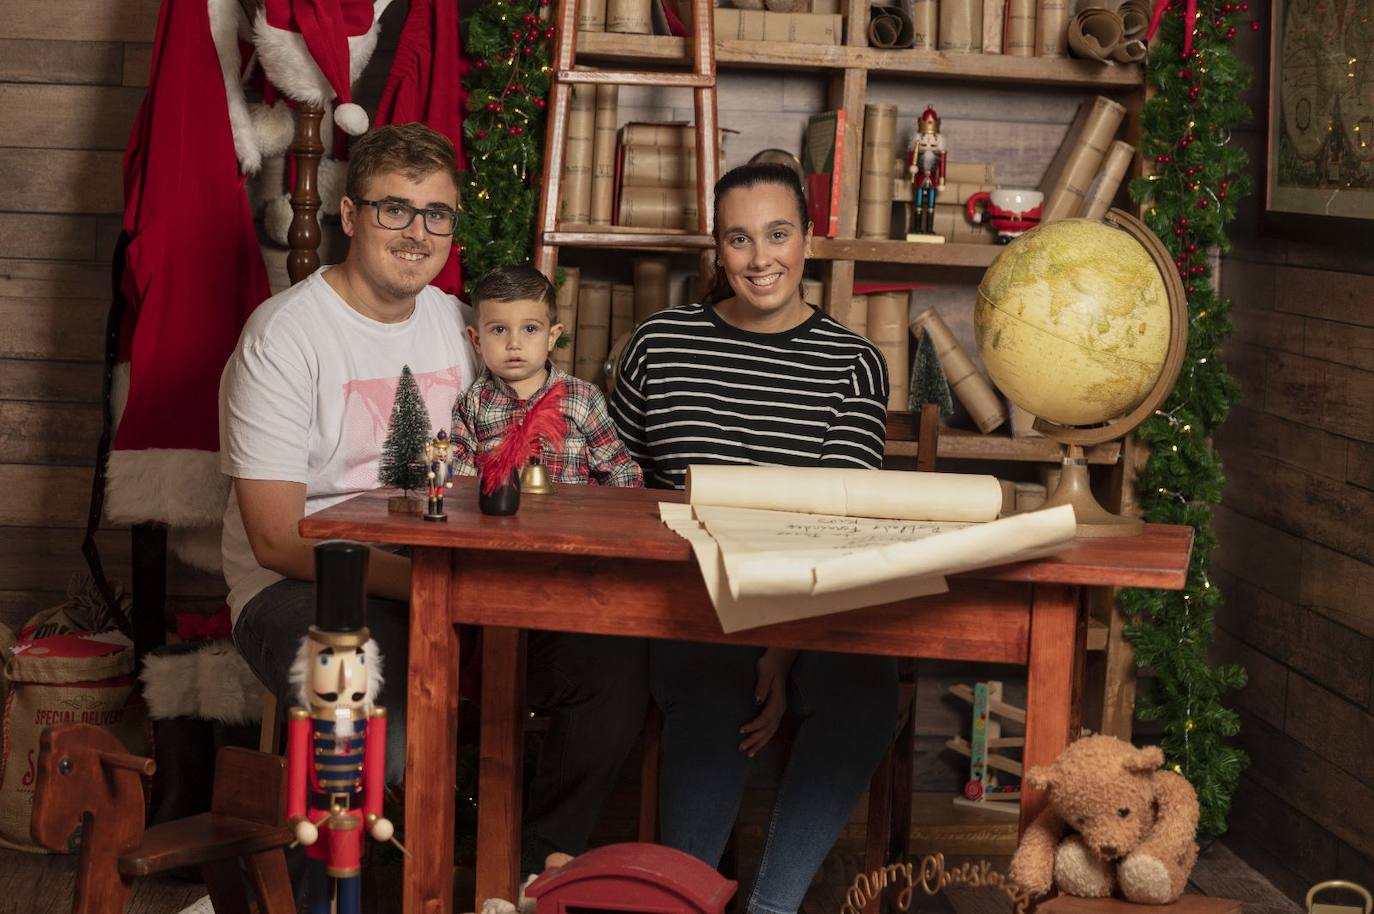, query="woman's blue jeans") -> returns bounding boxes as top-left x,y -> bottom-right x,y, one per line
650,641 -> 898,914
